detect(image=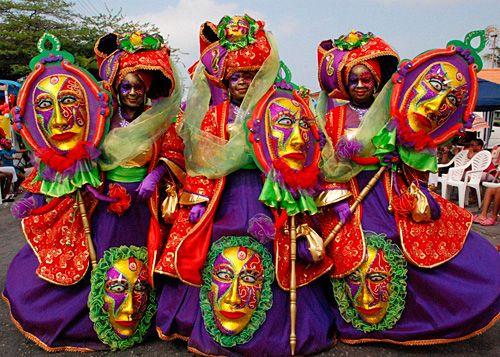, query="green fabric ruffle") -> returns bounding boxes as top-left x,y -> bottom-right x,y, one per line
38,162 -> 101,198
259,177 -> 317,216
373,126 -> 438,173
